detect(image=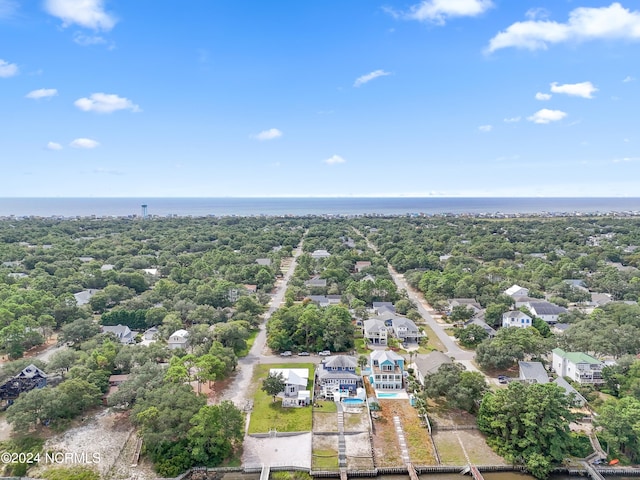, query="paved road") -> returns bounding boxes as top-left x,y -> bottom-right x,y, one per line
355,228 -> 481,373
219,241 -> 305,406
